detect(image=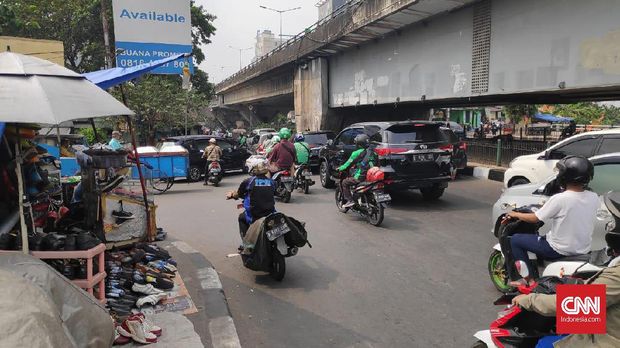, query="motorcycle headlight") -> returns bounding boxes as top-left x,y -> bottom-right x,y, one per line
606,220 -> 617,232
